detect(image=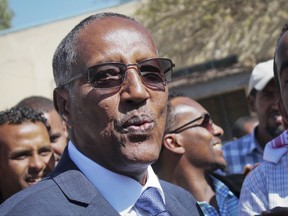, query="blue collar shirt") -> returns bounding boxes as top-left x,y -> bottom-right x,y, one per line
197,176 -> 239,216
221,127 -> 263,174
